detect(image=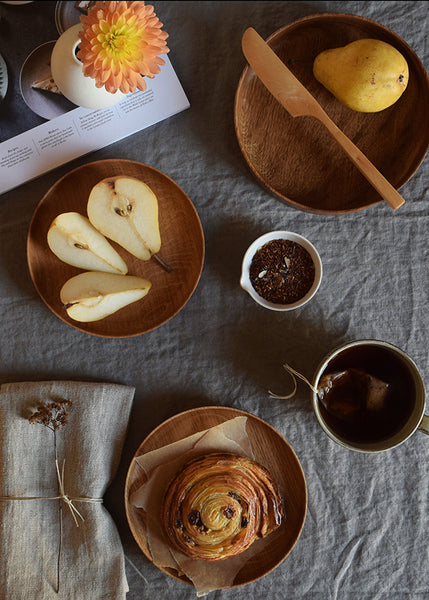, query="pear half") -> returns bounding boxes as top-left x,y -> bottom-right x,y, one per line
60,271 -> 152,322
48,212 -> 128,274
87,176 -> 161,261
